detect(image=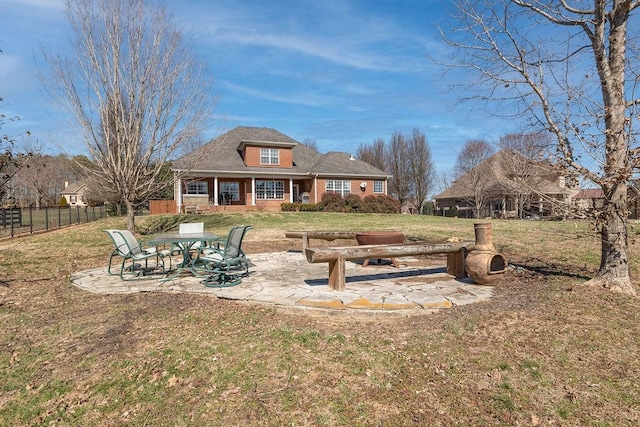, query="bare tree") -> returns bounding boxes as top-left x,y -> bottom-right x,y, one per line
1,98 -> 31,200
386,131 -> 412,208
498,132 -> 555,218
43,0 -> 216,231
454,139 -> 494,178
452,139 -> 495,217
407,128 -> 435,214
356,137 -> 387,171
14,154 -> 67,208
436,169 -> 454,195
444,1 -> 639,294
301,138 -> 319,151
